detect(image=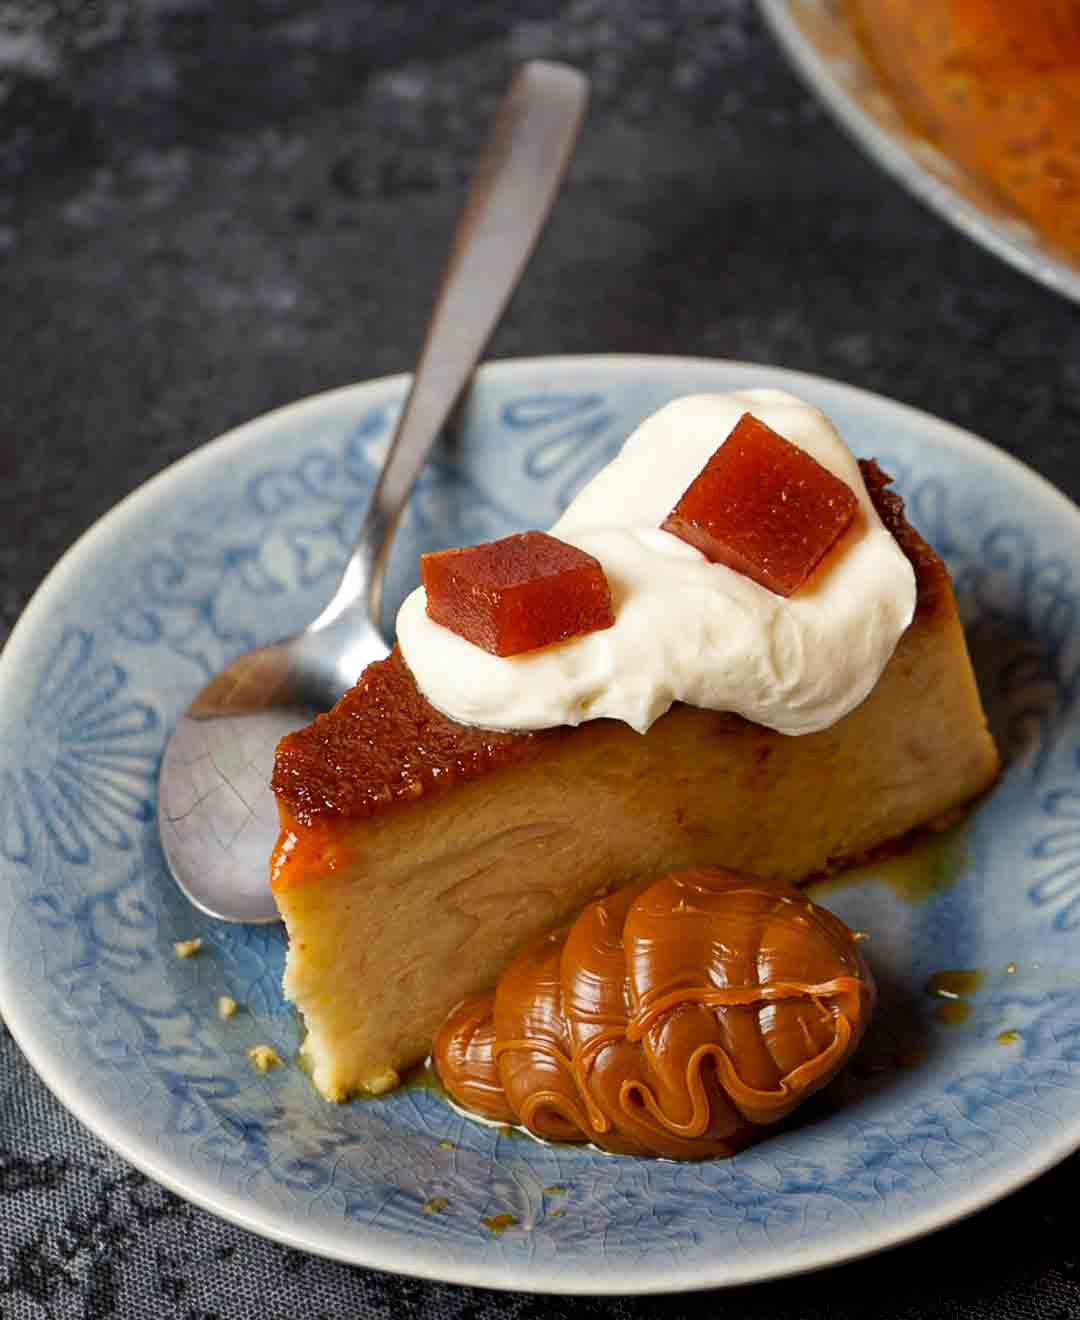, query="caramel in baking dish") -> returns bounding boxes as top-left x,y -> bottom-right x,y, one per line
846,0 -> 1080,257
434,868 -> 875,1159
